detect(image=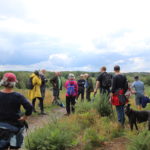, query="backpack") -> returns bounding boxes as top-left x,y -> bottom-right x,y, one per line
101,73 -> 112,88
27,77 -> 34,89
67,82 -> 76,96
